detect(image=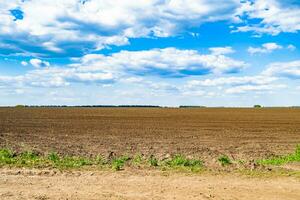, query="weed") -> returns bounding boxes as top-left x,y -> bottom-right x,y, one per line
0,149 -> 15,165
57,156 -> 93,169
112,156 -> 130,171
48,152 -> 60,163
164,155 -> 203,171
258,145 -> 300,166
95,155 -> 107,165
132,154 -> 143,165
218,155 -> 232,166
148,155 -> 158,167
